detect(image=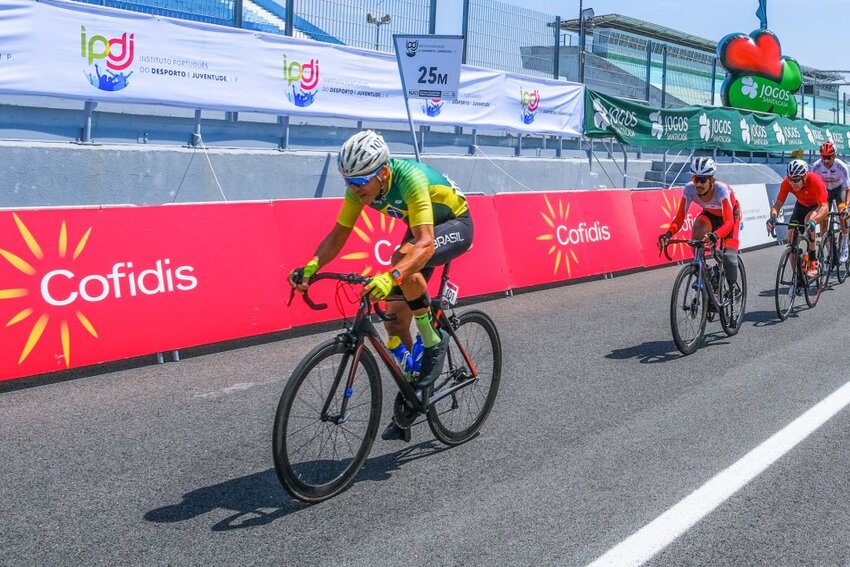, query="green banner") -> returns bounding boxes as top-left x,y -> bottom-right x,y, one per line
584,89 -> 850,154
